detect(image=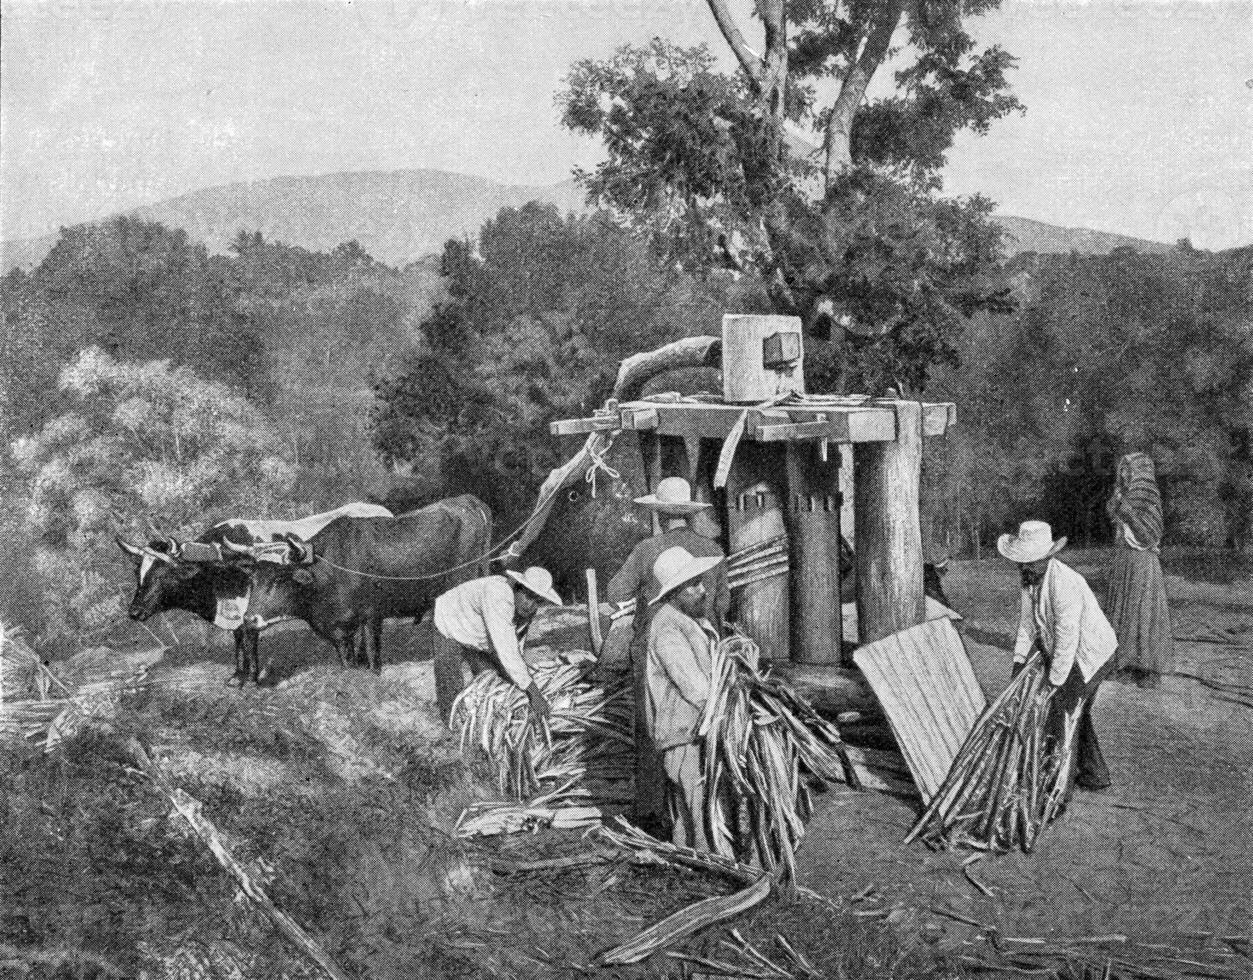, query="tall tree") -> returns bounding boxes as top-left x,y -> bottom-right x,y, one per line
559,0 -> 1022,393
371,202 -> 756,520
